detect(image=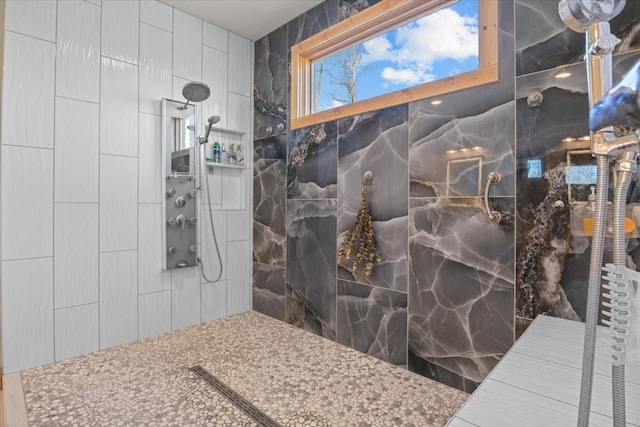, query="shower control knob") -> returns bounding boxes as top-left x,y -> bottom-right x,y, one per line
175,196 -> 186,207
168,246 -> 176,255
189,217 -> 197,225
167,188 -> 176,197
168,217 -> 176,226
189,245 -> 197,253
189,189 -> 197,198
